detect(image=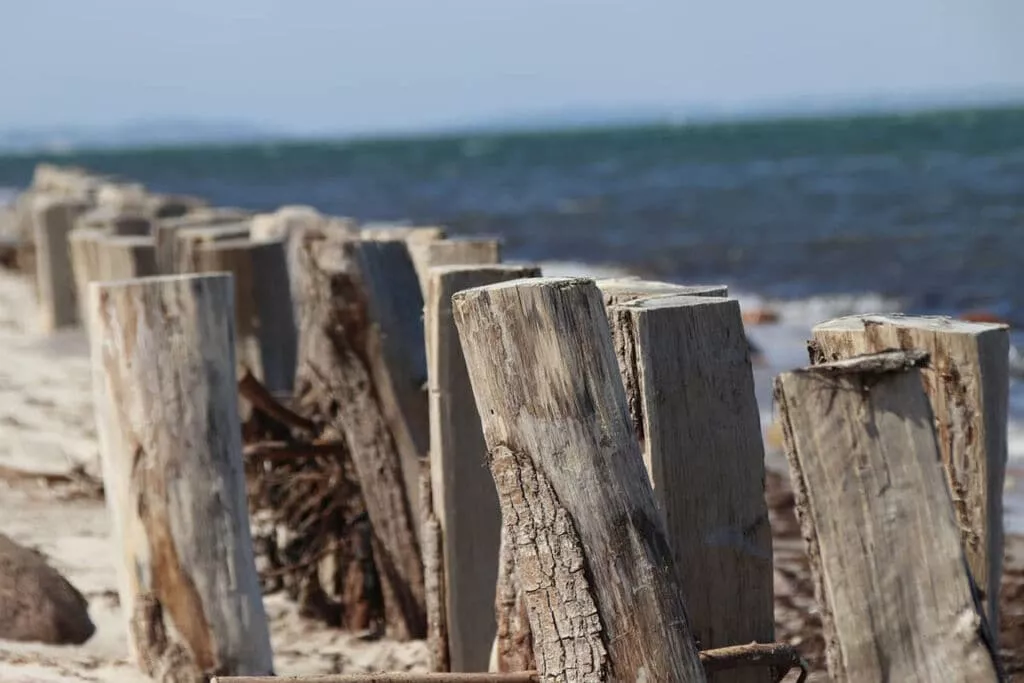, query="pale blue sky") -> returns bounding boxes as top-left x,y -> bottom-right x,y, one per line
1,0 -> 1022,134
